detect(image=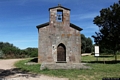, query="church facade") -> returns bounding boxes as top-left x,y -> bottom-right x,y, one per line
36,4 -> 83,69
